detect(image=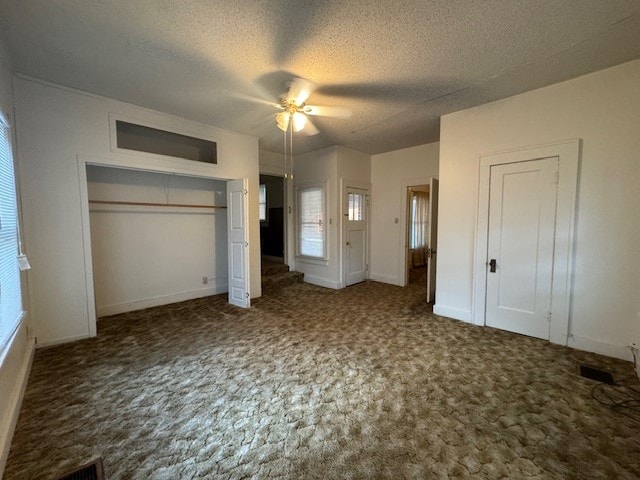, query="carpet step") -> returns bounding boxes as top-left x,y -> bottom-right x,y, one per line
261,262 -> 290,277
261,270 -> 304,291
